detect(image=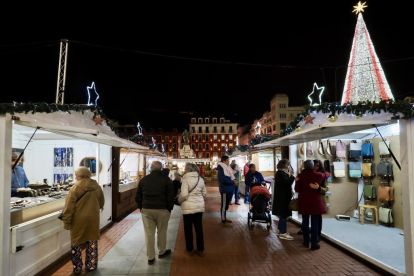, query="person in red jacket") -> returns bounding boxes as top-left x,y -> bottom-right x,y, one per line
295,160 -> 330,251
